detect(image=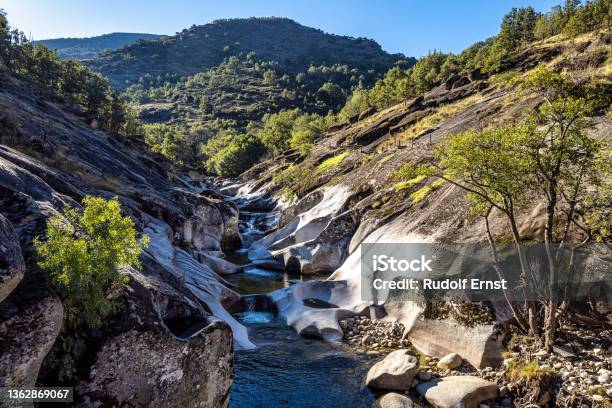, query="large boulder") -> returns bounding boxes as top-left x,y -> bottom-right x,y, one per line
374,393 -> 414,408
415,376 -> 498,408
76,322 -> 233,408
0,214 -> 24,303
365,349 -> 419,391
0,296 -> 63,389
